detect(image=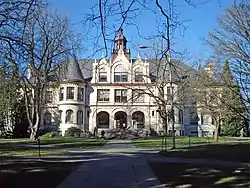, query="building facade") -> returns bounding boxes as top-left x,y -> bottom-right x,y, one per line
41,29 -> 216,137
